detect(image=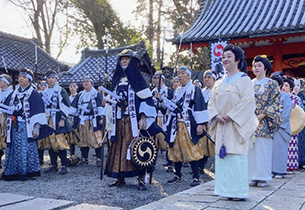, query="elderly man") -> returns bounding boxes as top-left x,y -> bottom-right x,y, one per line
156,66 -> 208,187
70,77 -> 104,166
198,70 -> 217,173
